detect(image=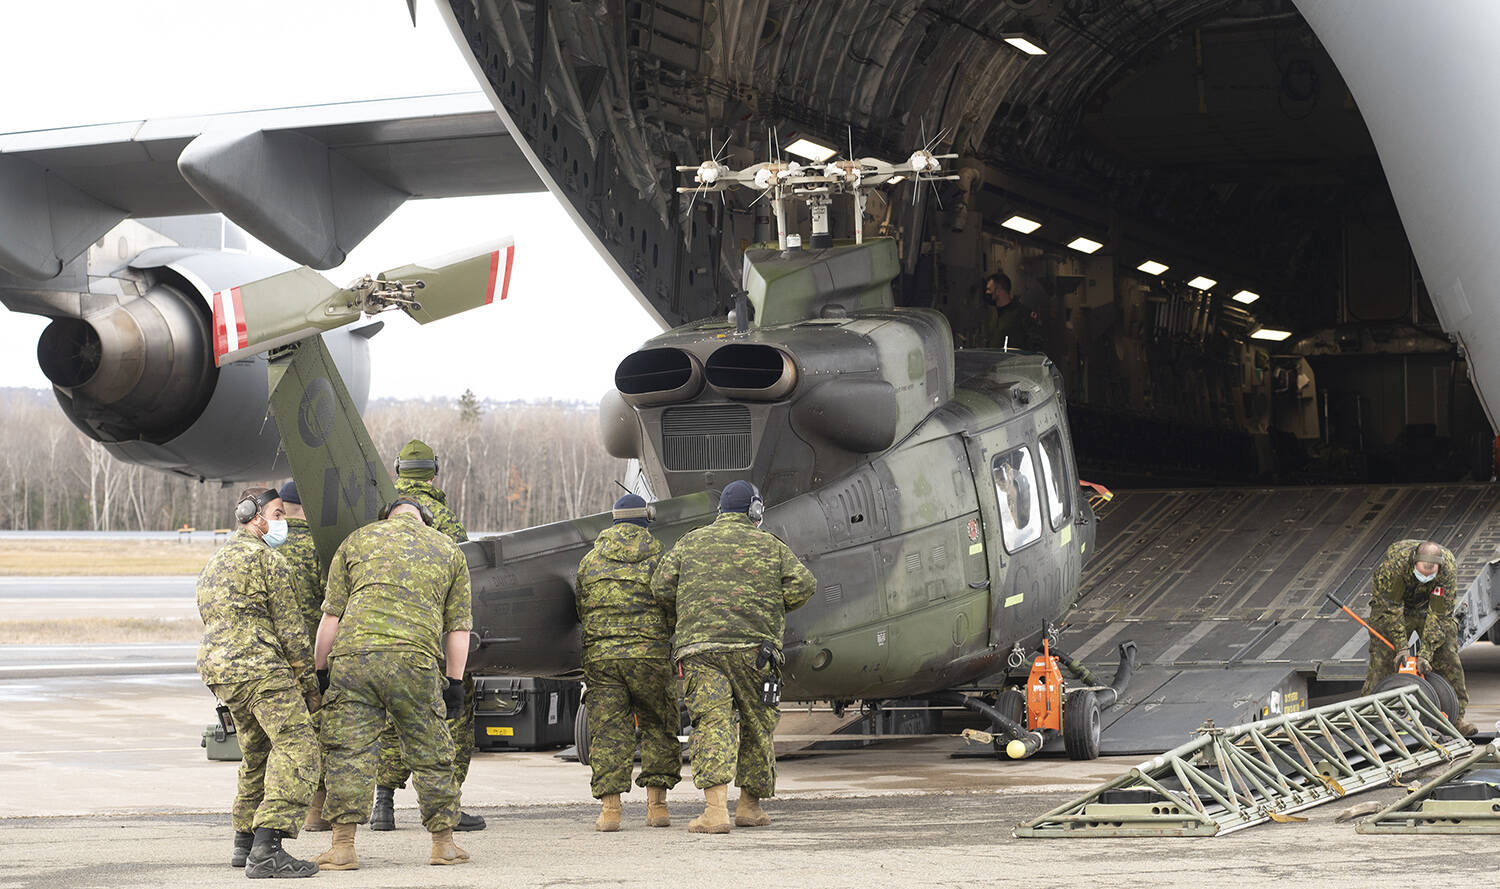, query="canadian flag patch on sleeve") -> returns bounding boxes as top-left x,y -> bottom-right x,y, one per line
1433,587 -> 1445,597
